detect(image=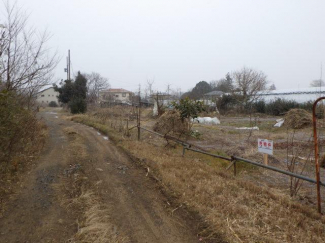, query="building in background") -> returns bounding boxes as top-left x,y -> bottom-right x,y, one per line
36,86 -> 60,106
203,90 -> 224,106
259,87 -> 325,103
99,88 -> 133,104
